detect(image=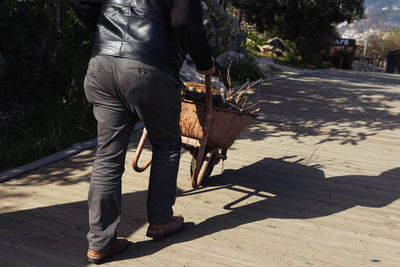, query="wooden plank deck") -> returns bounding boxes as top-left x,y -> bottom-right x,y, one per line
1,69 -> 399,266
